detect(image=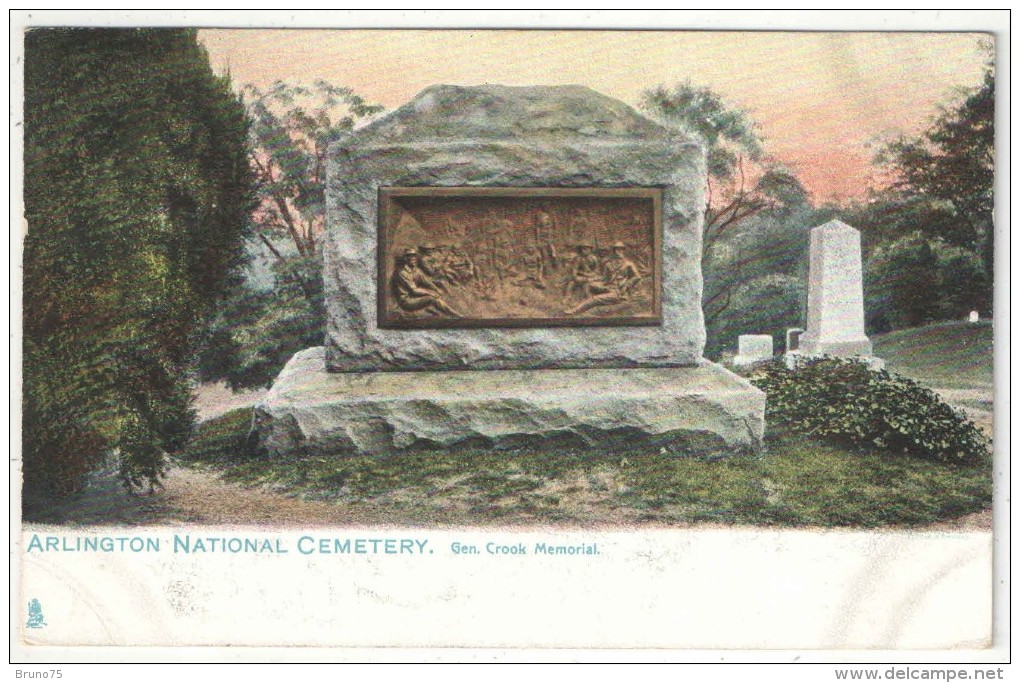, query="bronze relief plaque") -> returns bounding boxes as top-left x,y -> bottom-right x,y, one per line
378,187 -> 662,328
